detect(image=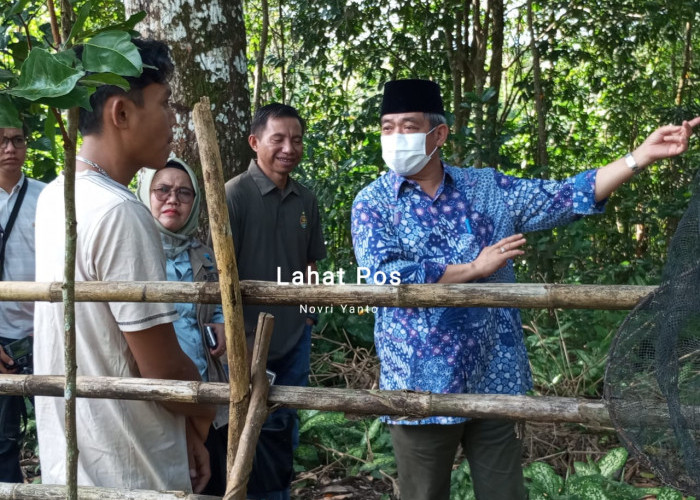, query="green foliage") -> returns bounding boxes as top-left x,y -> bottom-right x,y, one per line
450,461 -> 477,500
296,411 -> 396,479
0,94 -> 21,127
80,30 -> 142,76
0,1 -> 135,181
10,48 -> 86,101
523,448 -> 691,500
1,32 -> 144,121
